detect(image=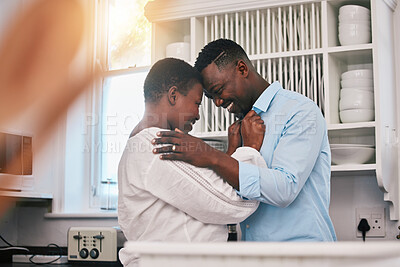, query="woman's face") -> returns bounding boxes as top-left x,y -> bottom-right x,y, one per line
171,81 -> 203,133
